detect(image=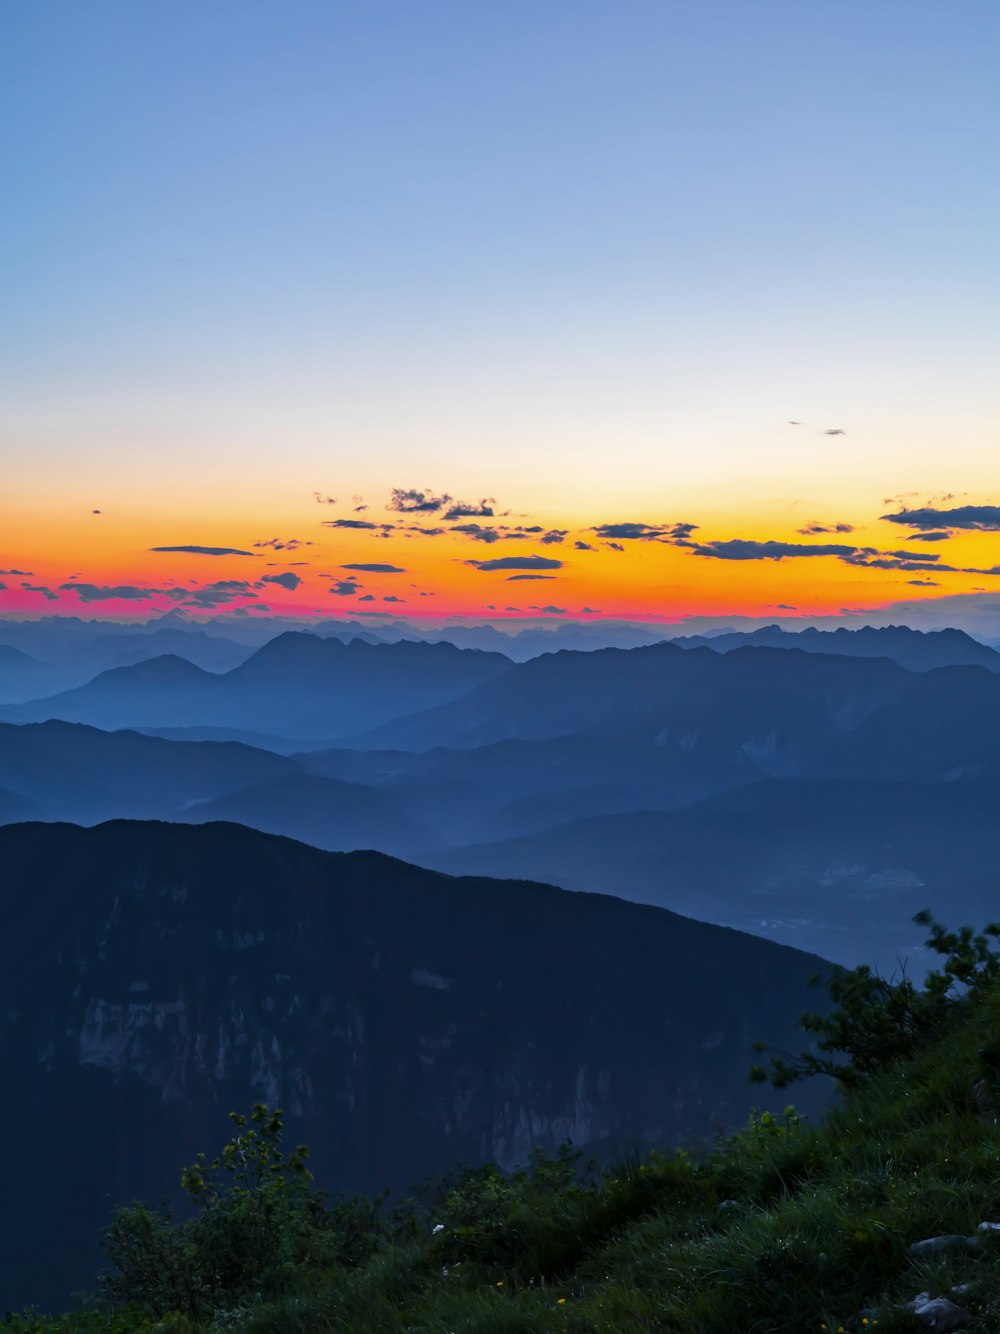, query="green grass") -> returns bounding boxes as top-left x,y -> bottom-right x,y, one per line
13,934 -> 1000,1333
